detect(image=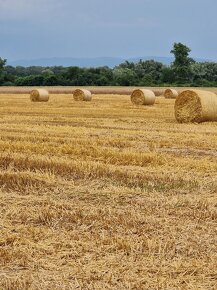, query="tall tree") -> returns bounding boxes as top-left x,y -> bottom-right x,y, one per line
170,43 -> 194,83
0,57 -> 7,85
